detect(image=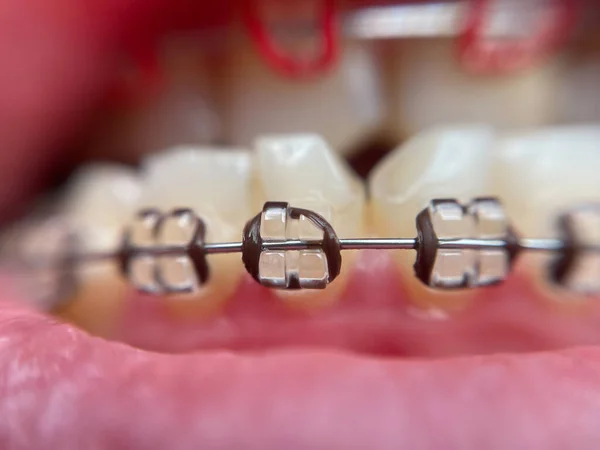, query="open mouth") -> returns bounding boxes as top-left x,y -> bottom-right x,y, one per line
26,124 -> 600,360
3,0 -> 600,448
